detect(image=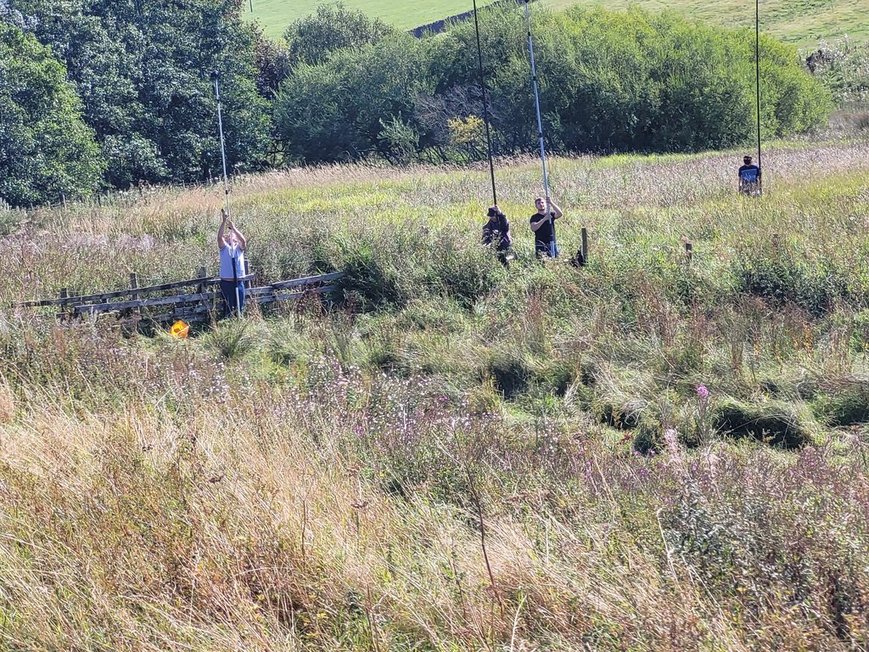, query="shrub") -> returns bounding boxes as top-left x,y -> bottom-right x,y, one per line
632,417 -> 664,454
735,251 -> 851,317
334,241 -> 405,311
203,319 -> 260,361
